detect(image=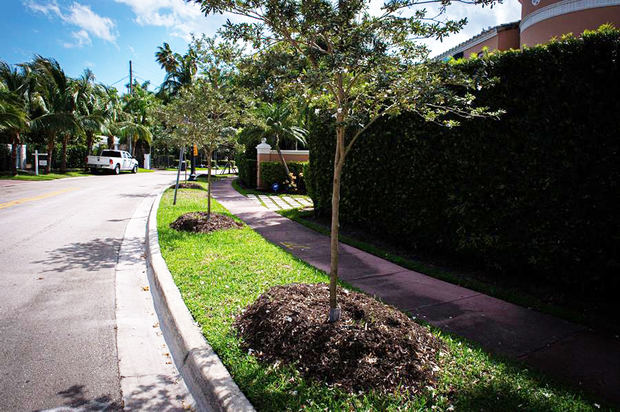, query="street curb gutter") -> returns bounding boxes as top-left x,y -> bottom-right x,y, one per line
146,188 -> 255,412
